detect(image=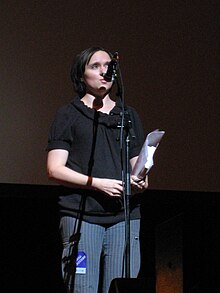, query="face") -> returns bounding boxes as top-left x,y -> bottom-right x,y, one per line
83,50 -> 113,96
